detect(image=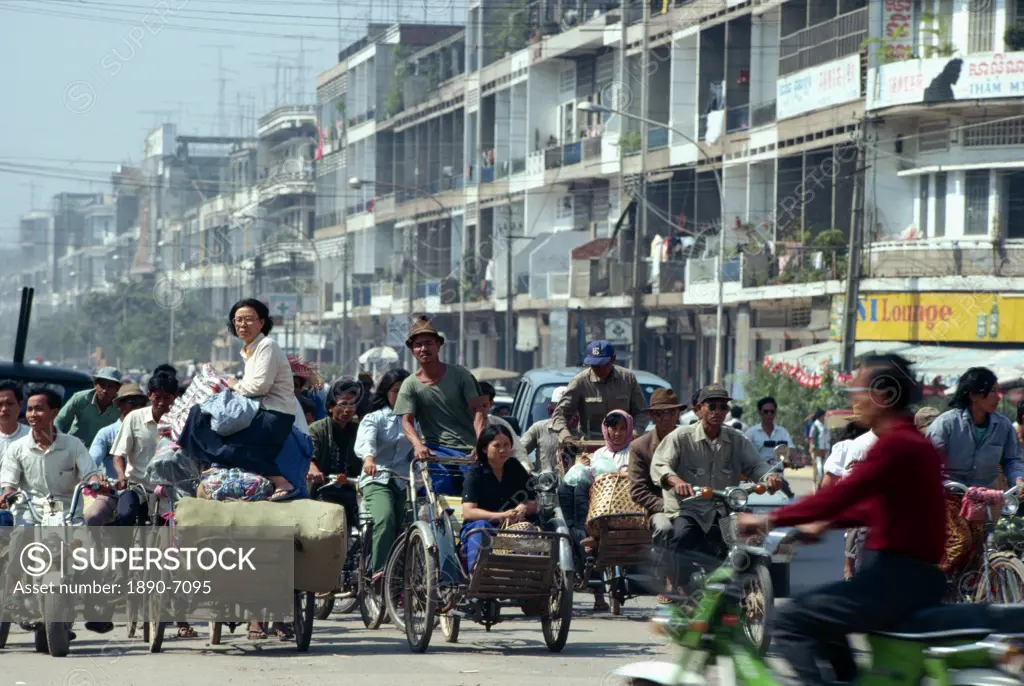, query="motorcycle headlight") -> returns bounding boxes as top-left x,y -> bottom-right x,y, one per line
1003,495 -> 1020,518
990,638 -> 1024,674
725,487 -> 748,511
